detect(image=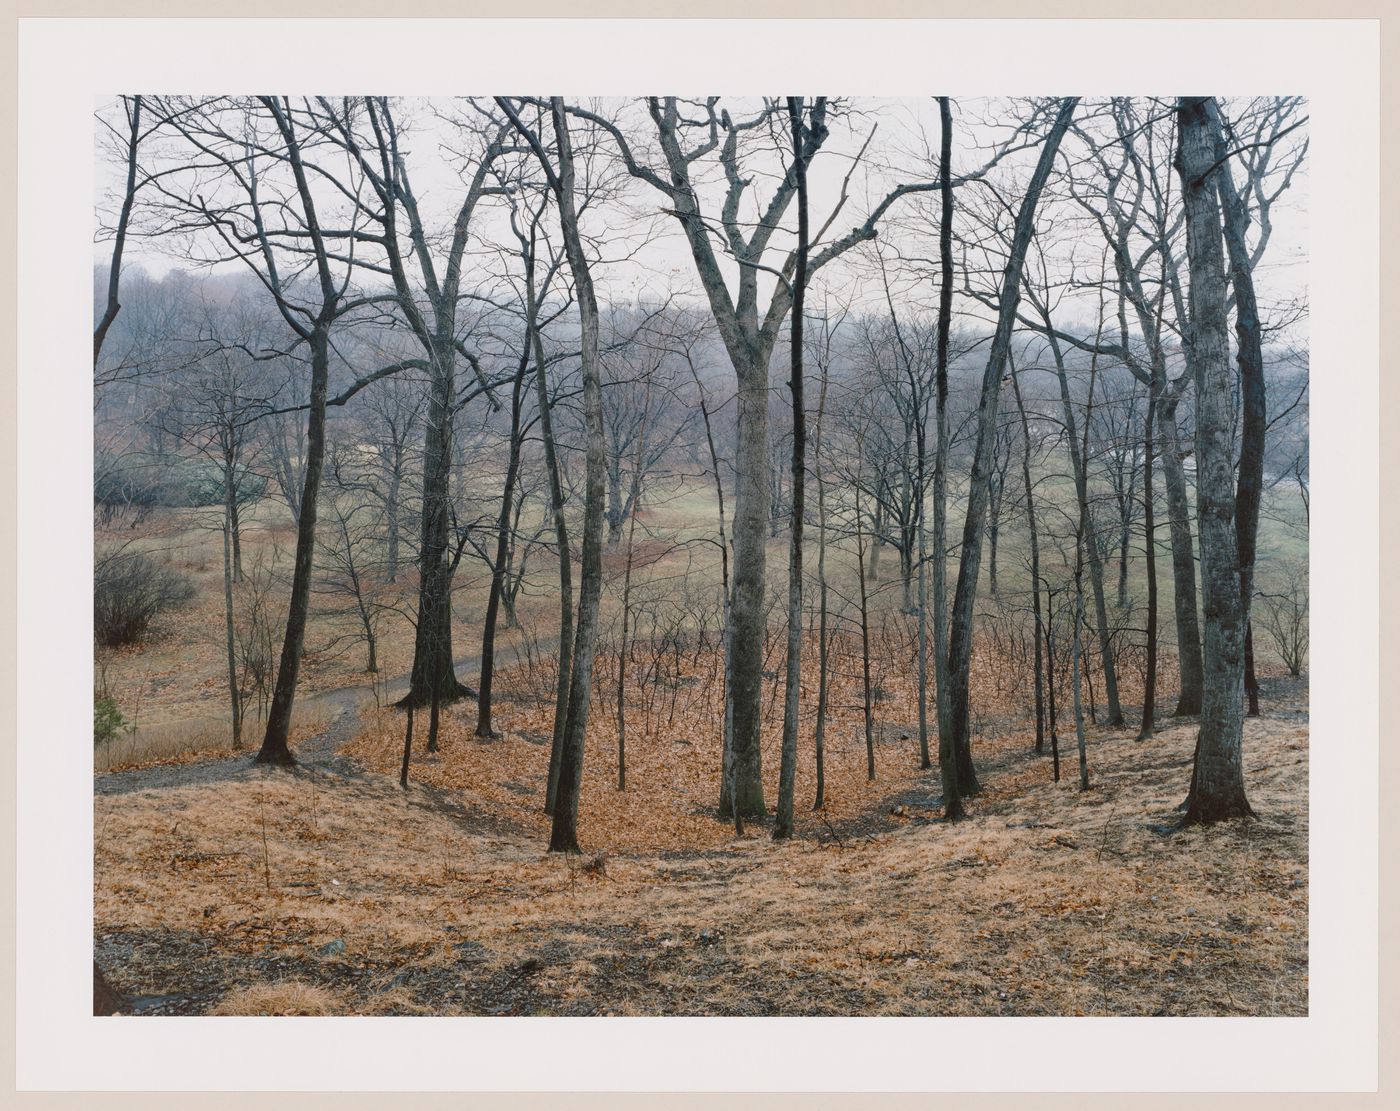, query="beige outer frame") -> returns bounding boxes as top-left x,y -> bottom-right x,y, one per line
1,3 -> 1391,1105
